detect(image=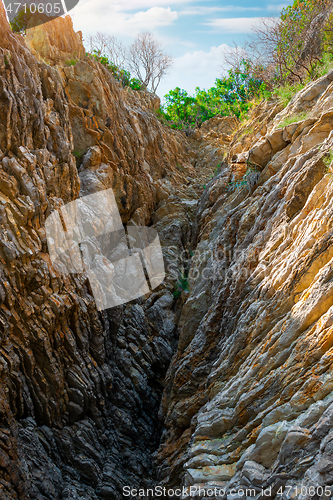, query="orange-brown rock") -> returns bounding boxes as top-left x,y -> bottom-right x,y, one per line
157,68 -> 333,494
4,2 -> 333,497
0,7 -> 212,498
26,15 -> 85,65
